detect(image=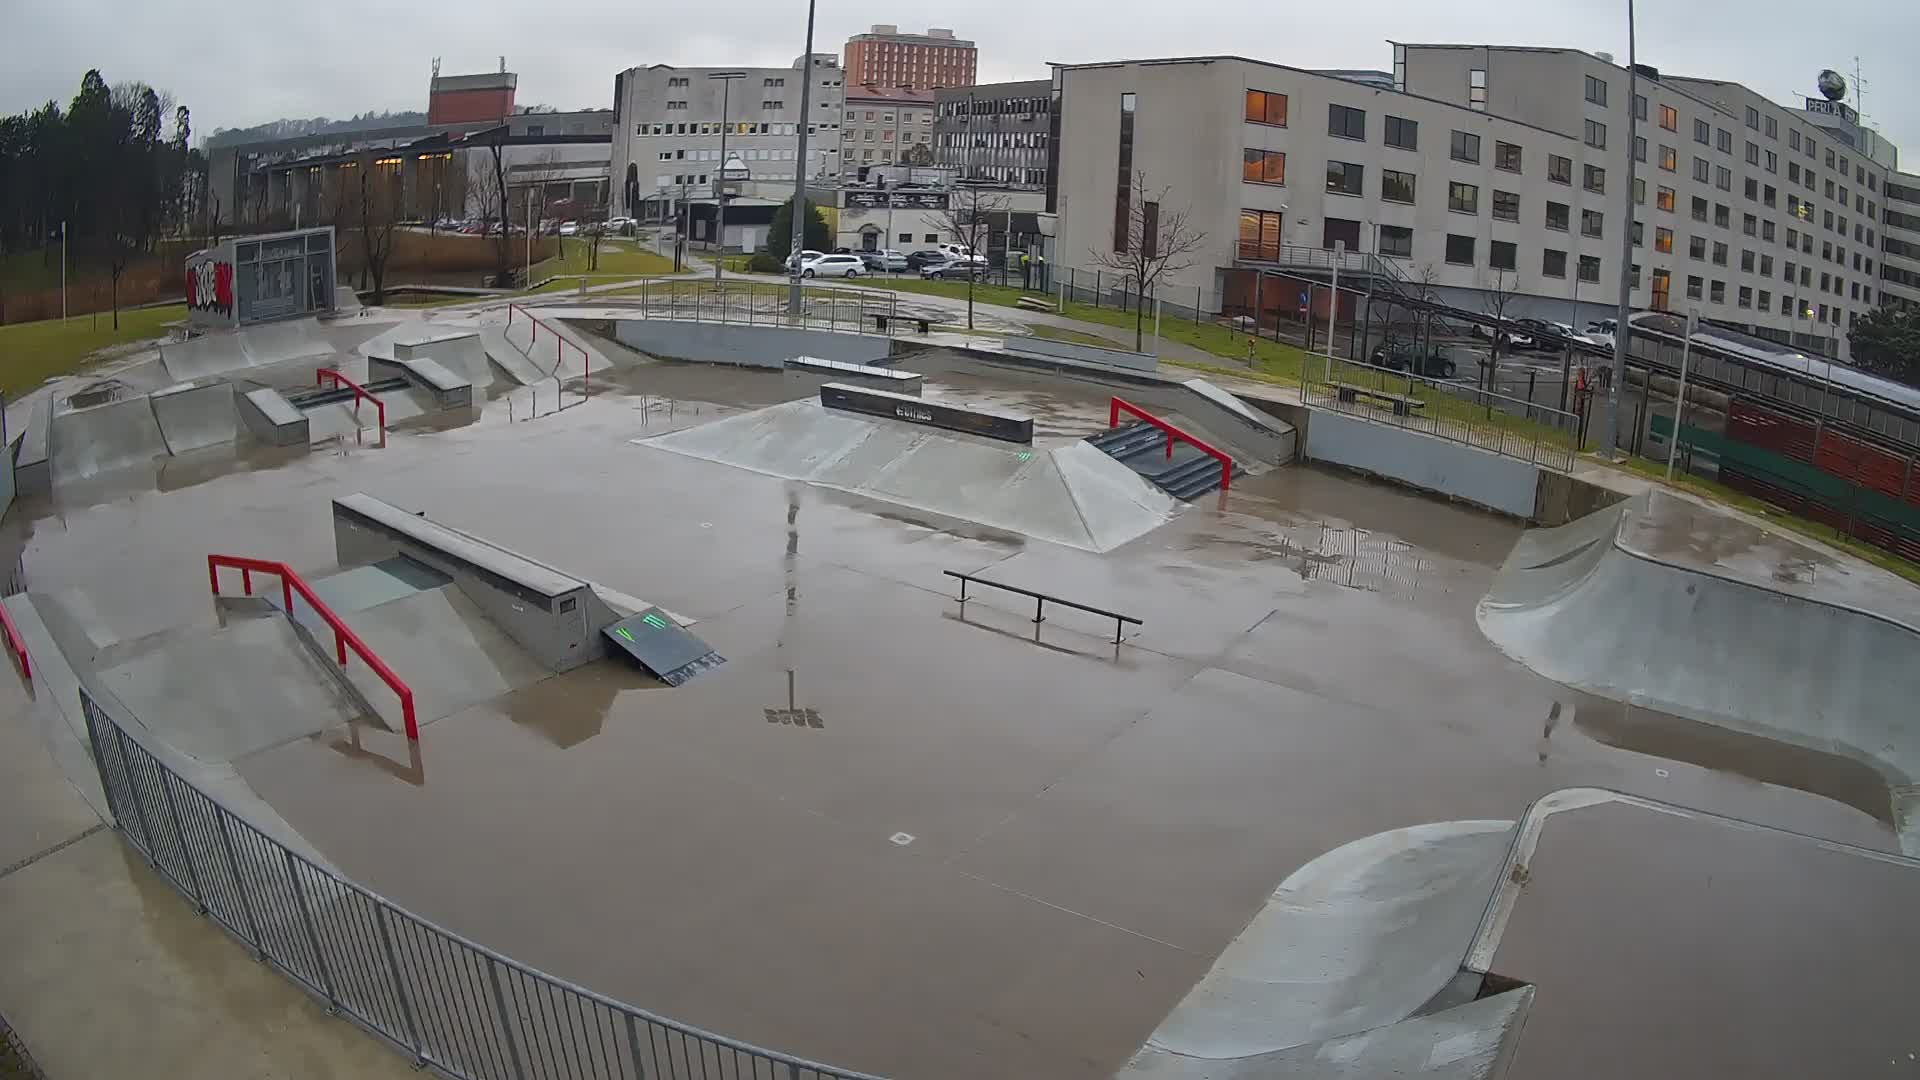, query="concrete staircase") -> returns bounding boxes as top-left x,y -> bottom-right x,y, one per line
1086,421 -> 1240,500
